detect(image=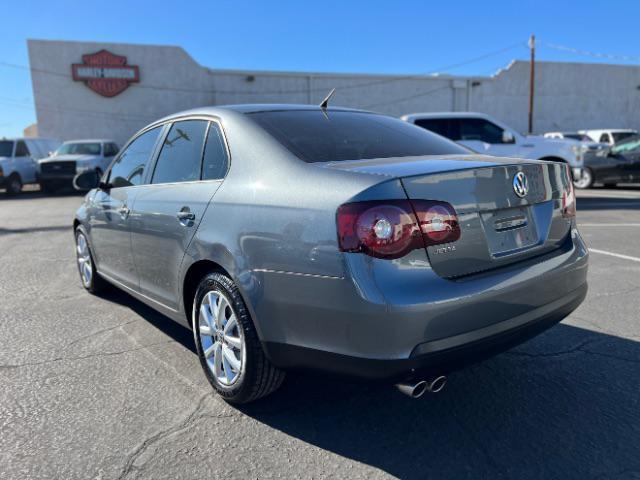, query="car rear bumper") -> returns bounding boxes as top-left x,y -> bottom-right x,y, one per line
263,281 -> 586,381
255,227 -> 588,380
